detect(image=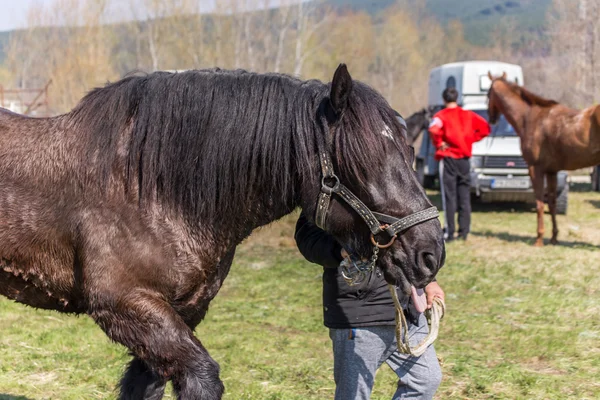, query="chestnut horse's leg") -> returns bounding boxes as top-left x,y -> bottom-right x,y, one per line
119,358 -> 166,400
546,172 -> 559,245
529,165 -> 545,246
